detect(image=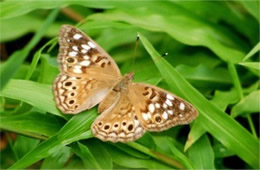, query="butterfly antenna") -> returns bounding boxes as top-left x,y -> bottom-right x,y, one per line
134,52 -> 169,74
131,33 -> 140,71
162,52 -> 168,57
